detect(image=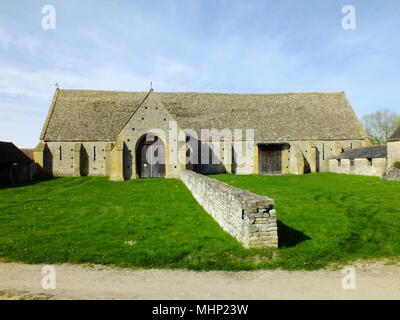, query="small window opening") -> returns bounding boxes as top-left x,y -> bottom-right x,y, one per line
337,159 -> 341,166
350,159 -> 355,166
367,158 -> 373,166
93,146 -> 96,161
59,146 -> 62,160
